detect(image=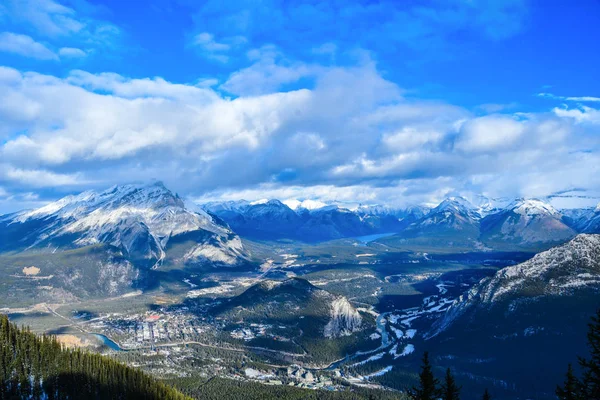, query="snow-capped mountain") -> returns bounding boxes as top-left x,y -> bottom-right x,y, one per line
422,234 -> 600,396
569,202 -> 600,233
0,182 -> 246,267
430,234 -> 600,337
201,199 -> 431,242
479,198 -> 576,246
202,195 -> 600,248
397,196 -> 481,240
471,194 -> 513,216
